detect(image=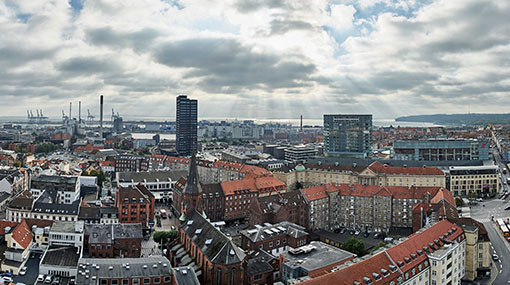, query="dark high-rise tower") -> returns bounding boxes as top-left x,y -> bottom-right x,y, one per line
323,114 -> 372,158
176,95 -> 197,156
